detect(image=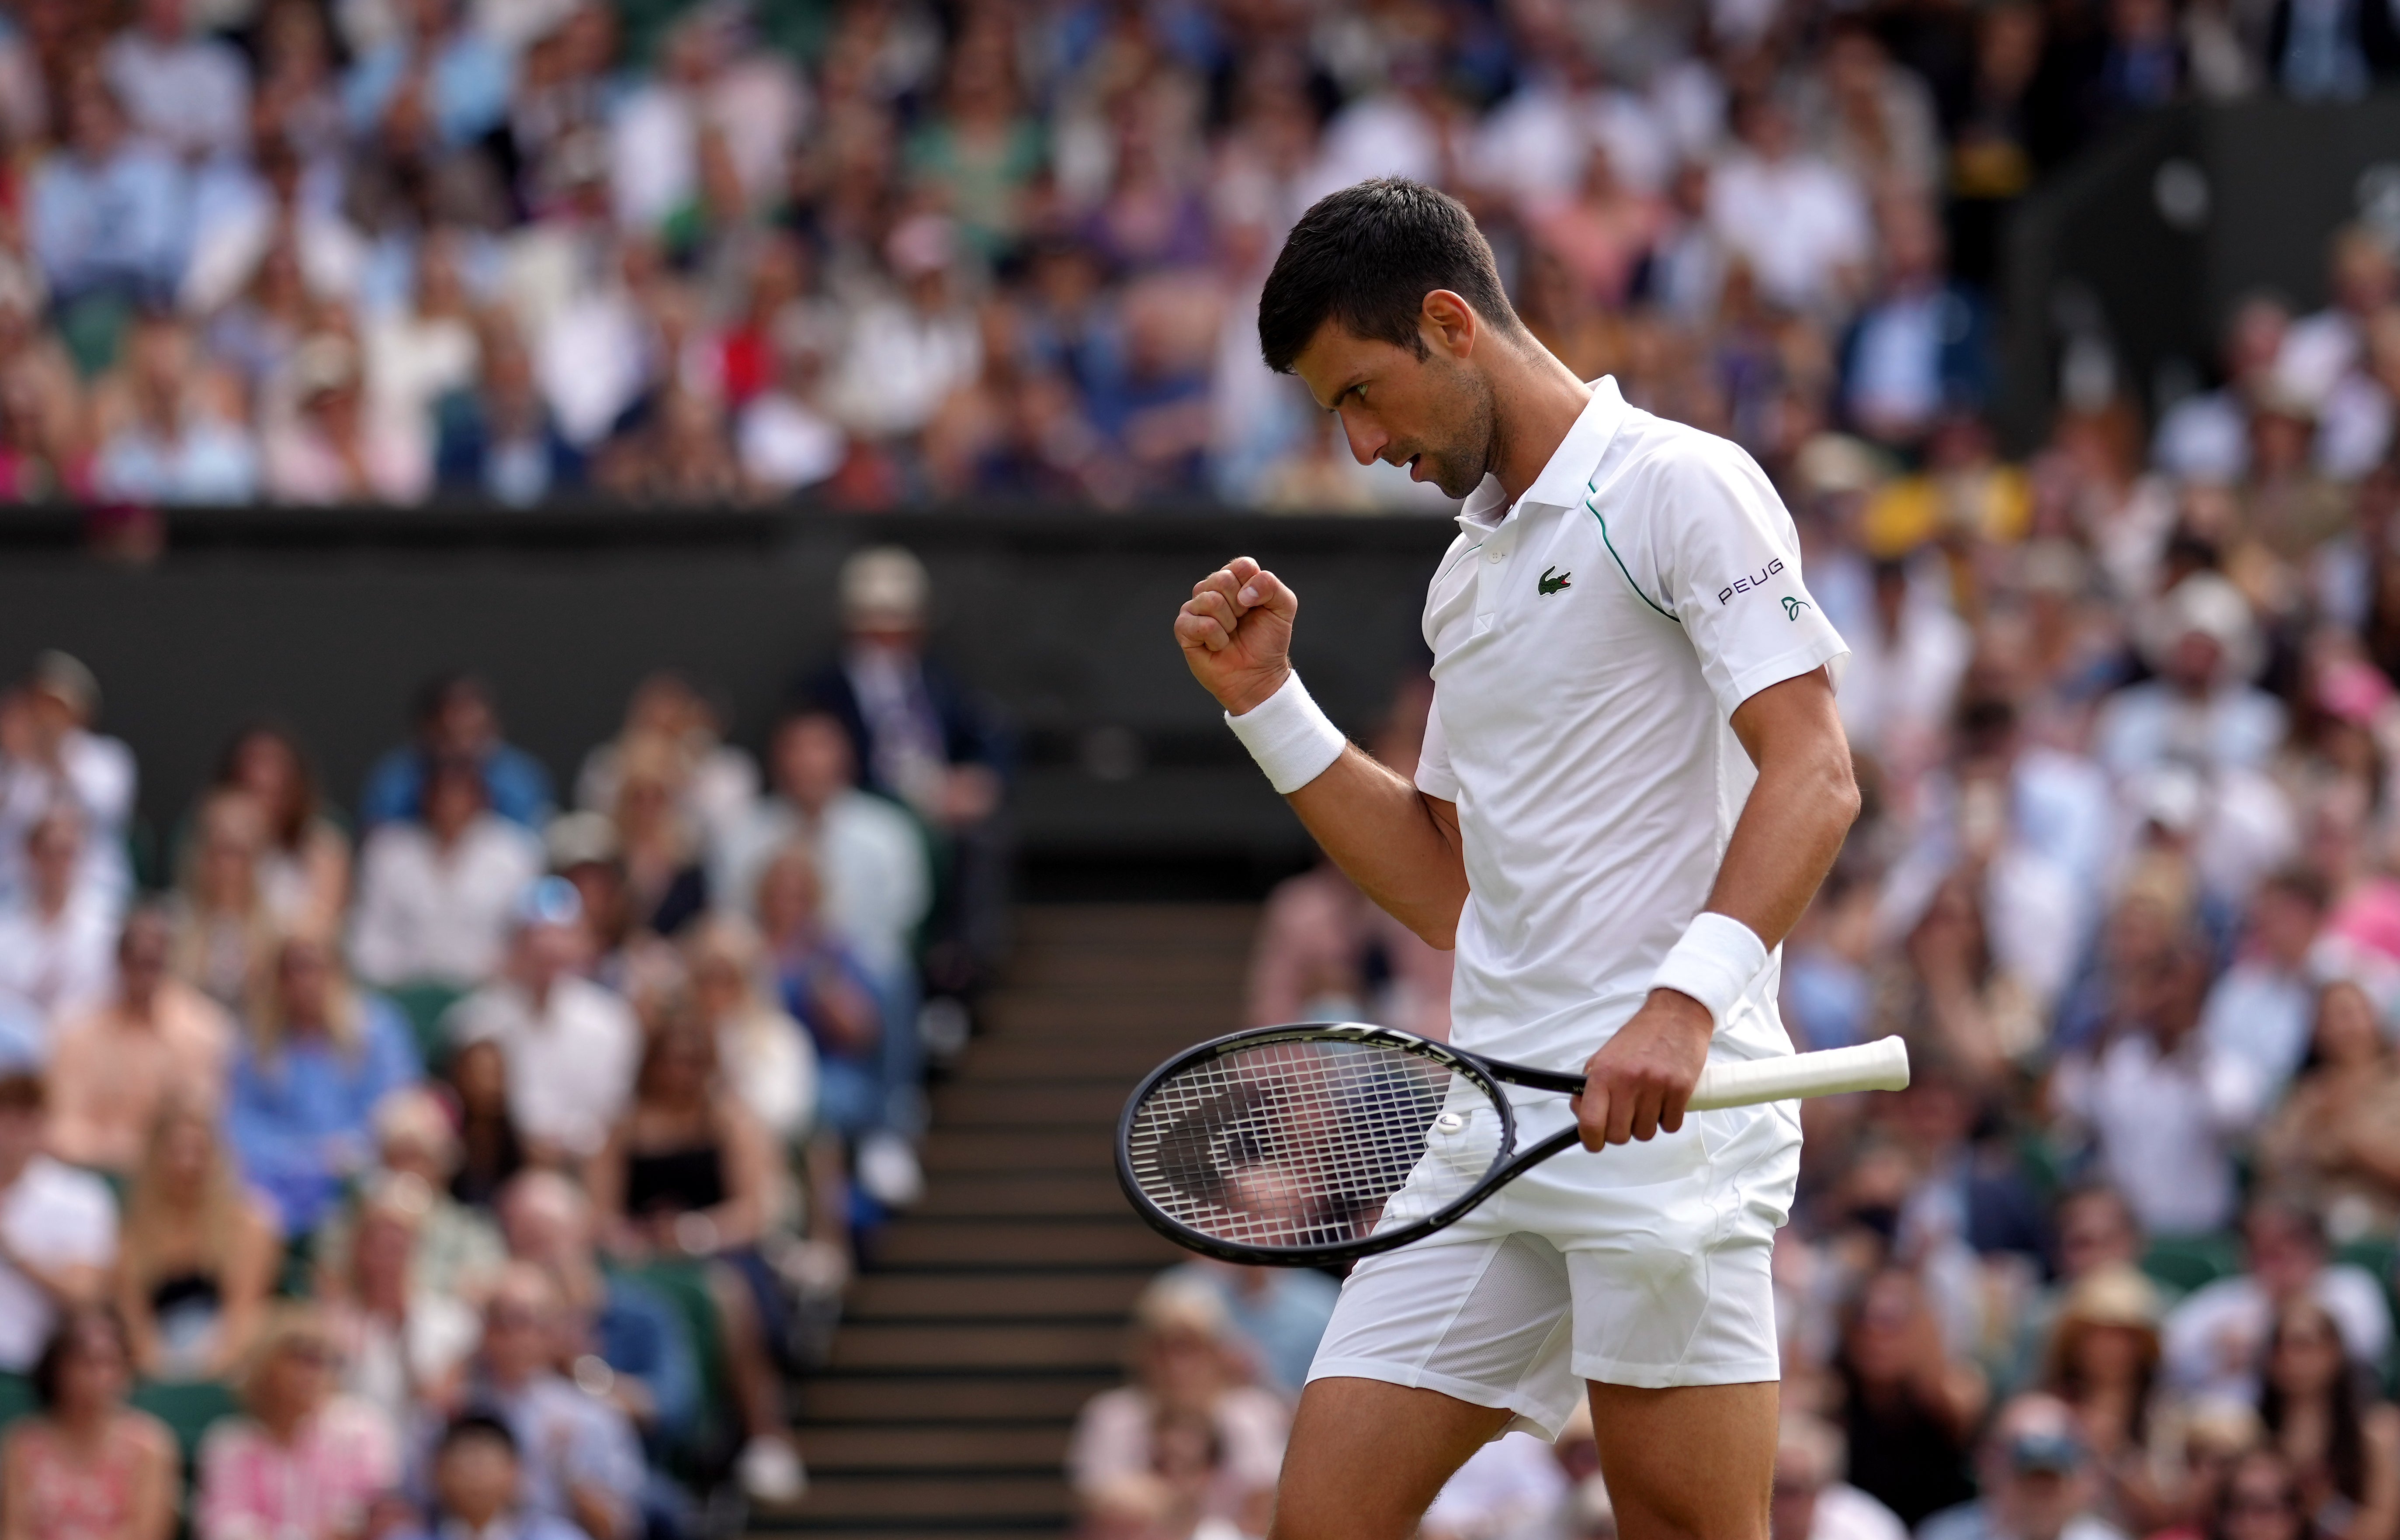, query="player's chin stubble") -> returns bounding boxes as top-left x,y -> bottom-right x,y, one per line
1424,371 -> 1500,500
